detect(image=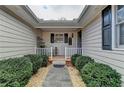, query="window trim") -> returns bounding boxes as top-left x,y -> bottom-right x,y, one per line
54,33 -> 64,43
115,5 -> 124,48
112,5 -> 124,50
